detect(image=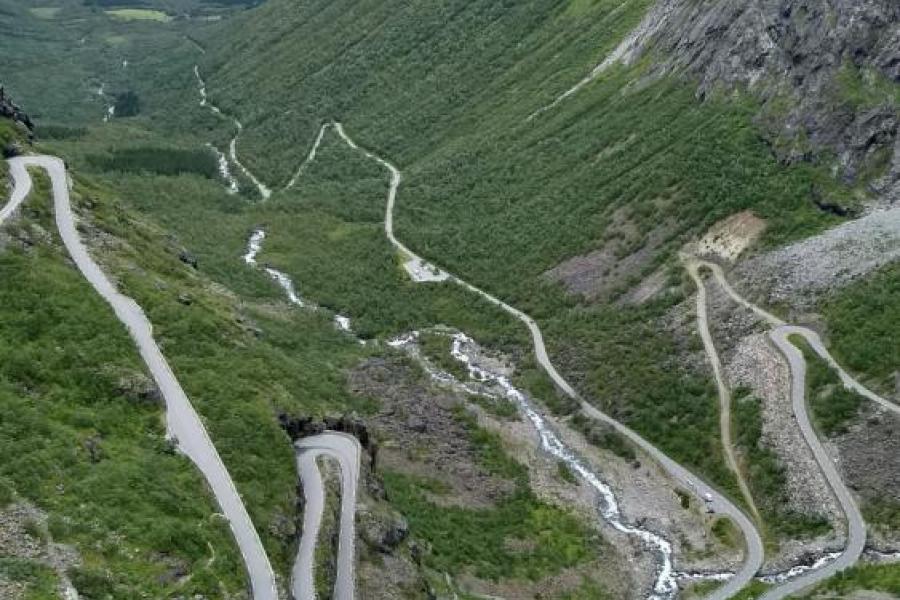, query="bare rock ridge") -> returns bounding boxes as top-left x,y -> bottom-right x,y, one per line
0,86 -> 33,133
622,0 -> 899,189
